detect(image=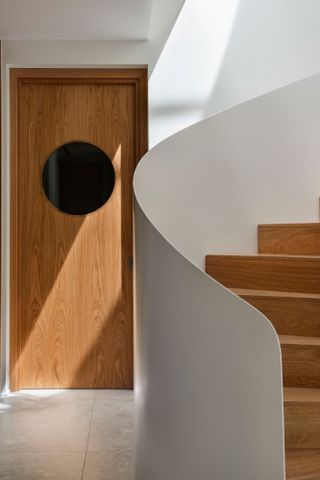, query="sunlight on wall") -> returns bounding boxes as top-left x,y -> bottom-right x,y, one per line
149,0 -> 240,147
